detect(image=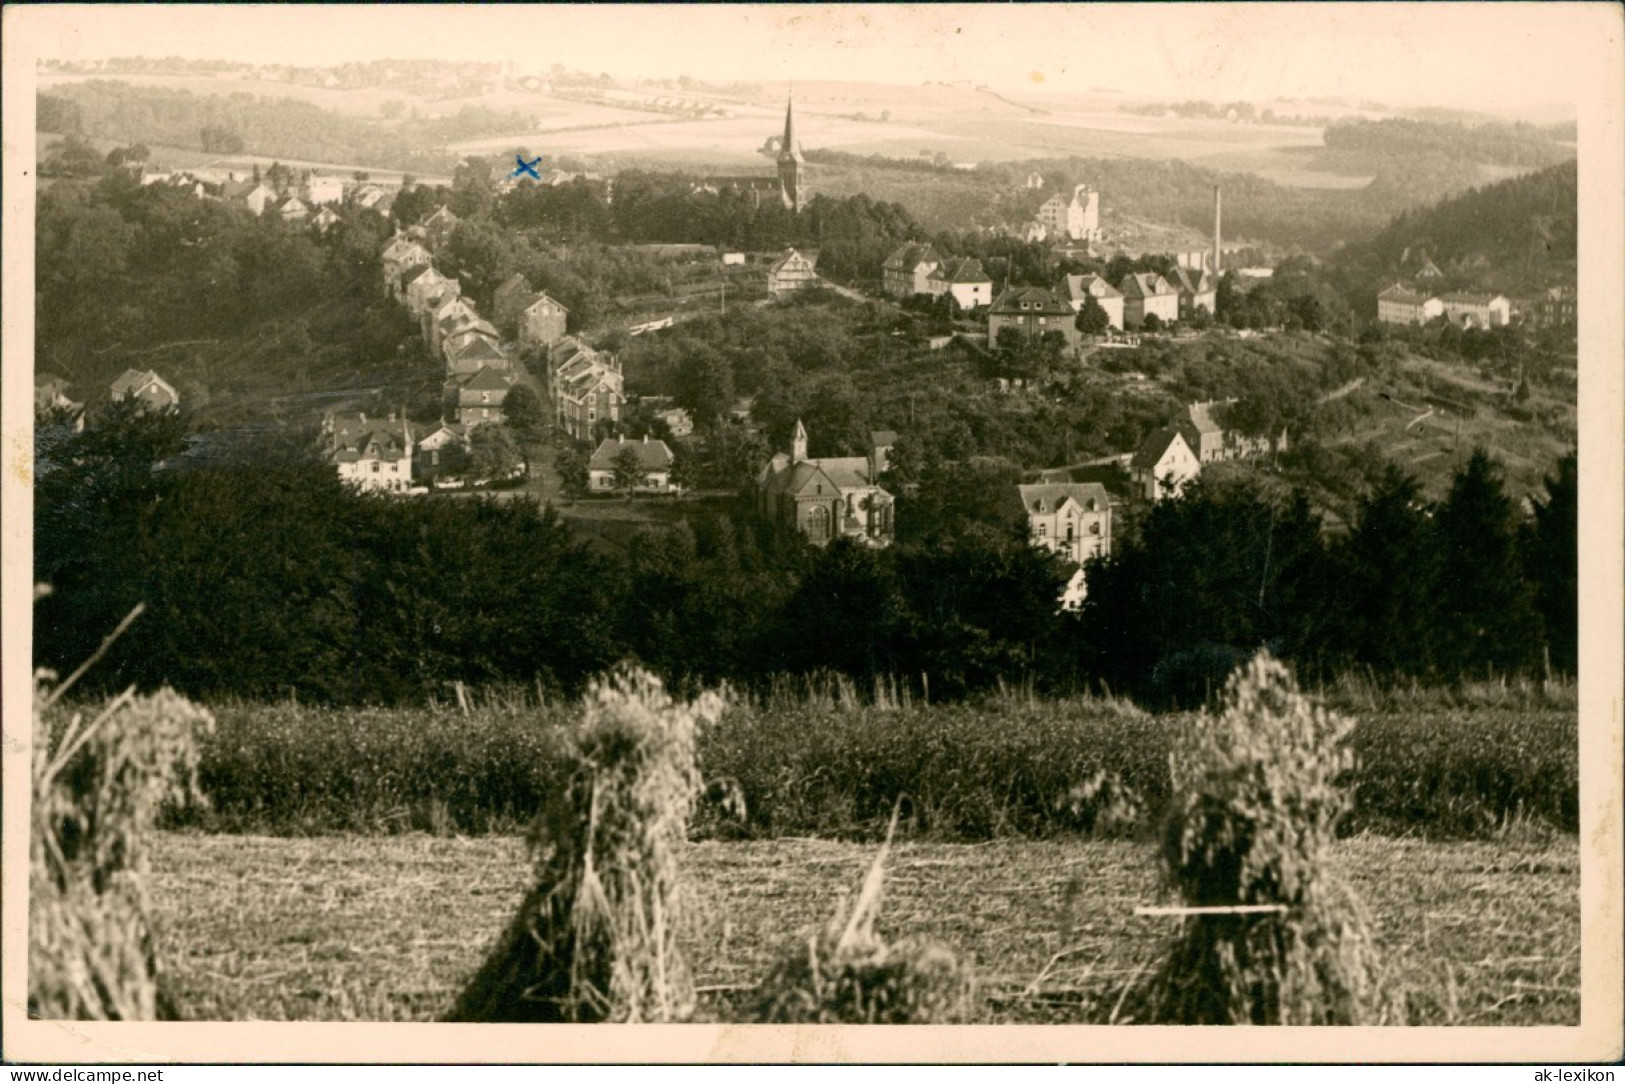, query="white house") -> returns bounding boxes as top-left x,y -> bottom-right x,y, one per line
305,175 -> 345,205
1036,184 -> 1101,242
925,256 -> 993,310
1438,292 -> 1511,330
1131,426 -> 1200,501
328,413 -> 414,493
1017,482 -> 1113,566
1119,273 -> 1180,329
1055,273 -> 1125,330
109,369 -> 180,412
587,435 -> 678,493
1376,284 -> 1445,326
